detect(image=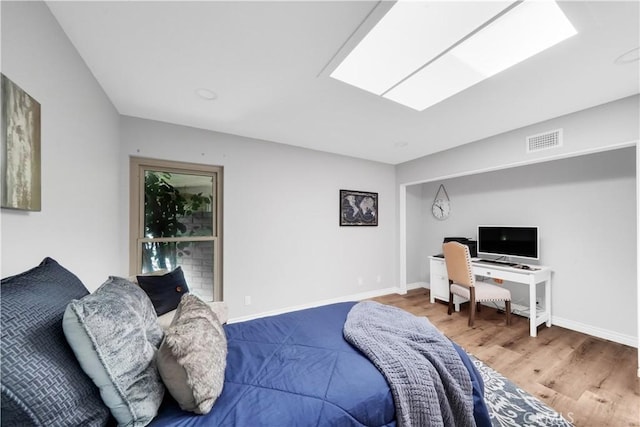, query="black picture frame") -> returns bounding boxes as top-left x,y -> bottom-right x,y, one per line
339,190 -> 378,226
